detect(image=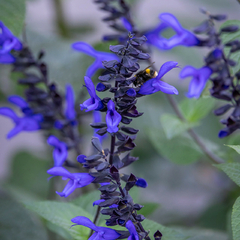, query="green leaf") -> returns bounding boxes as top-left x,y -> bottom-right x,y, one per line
0,0 -> 26,36
72,190 -> 100,216
147,127 -> 202,164
225,144 -> 240,155
180,97 -> 215,123
221,20 -> 240,44
24,200 -> 93,240
142,219 -> 188,240
7,151 -> 50,198
216,162 -> 240,186
0,192 -> 48,240
232,196 -> 240,240
138,202 -> 160,217
160,114 -> 198,139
